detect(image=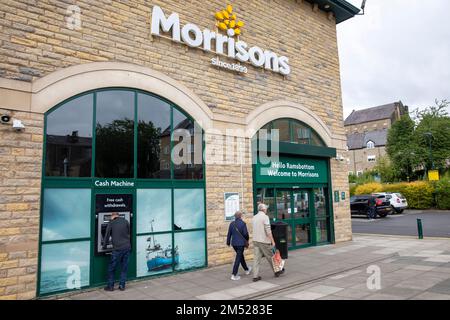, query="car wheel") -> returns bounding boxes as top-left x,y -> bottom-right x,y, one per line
391,206 -> 400,214
397,209 -> 404,214
378,212 -> 388,218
